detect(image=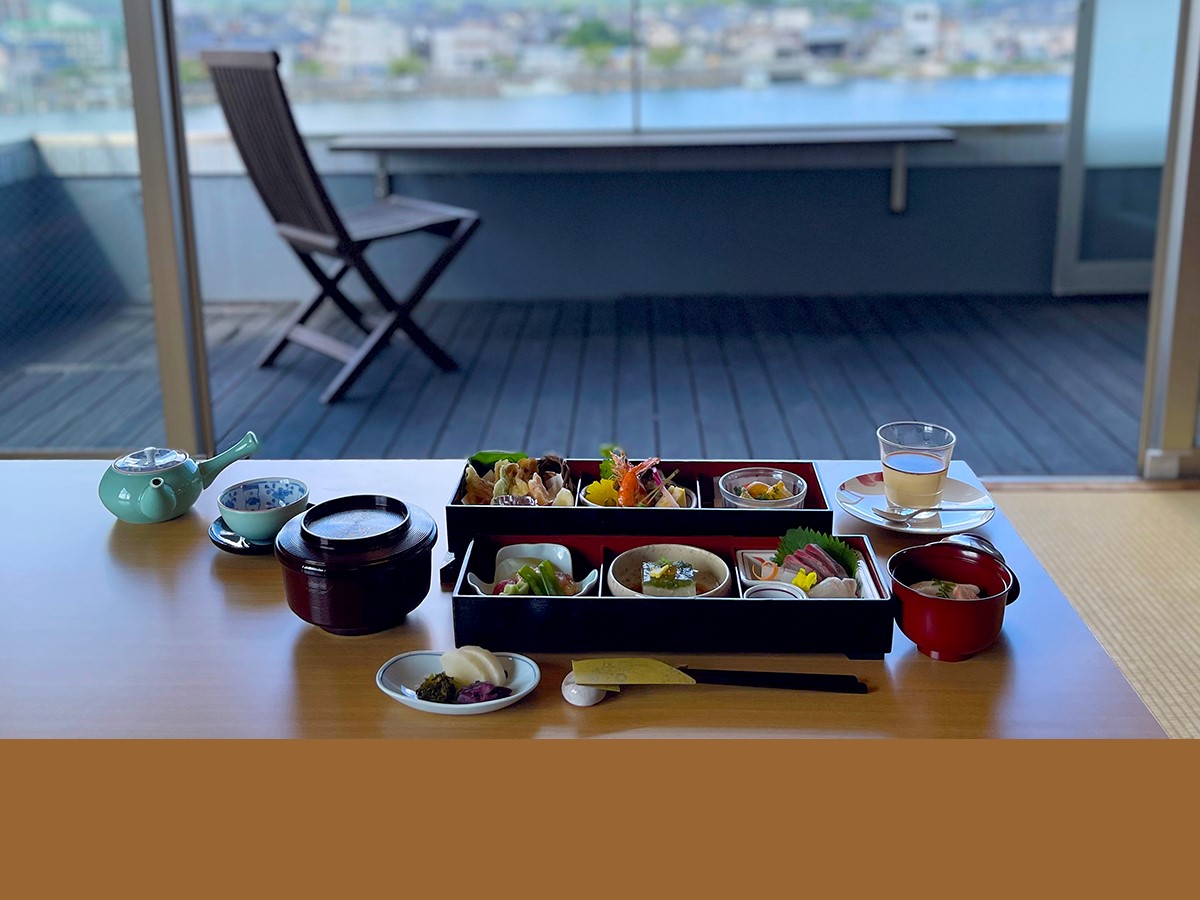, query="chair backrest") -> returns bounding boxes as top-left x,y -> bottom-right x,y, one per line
201,50 -> 347,244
